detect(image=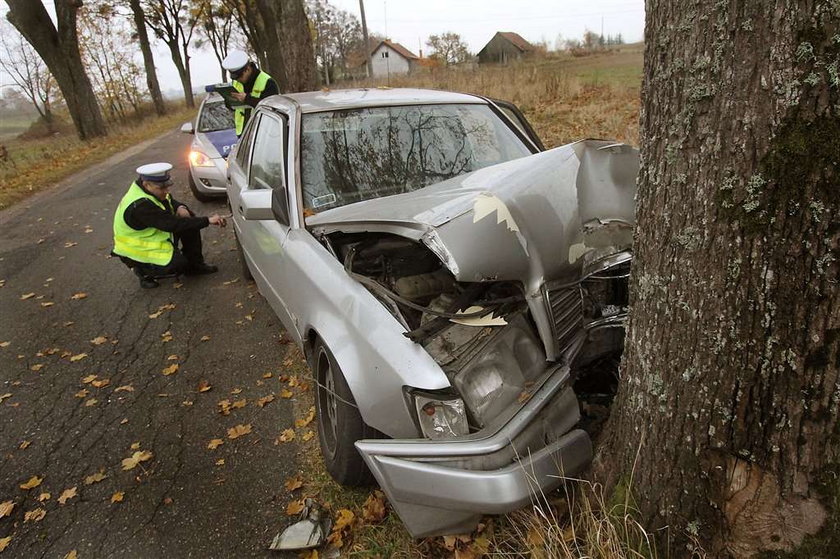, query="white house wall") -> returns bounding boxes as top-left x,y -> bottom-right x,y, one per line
371,45 -> 411,77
